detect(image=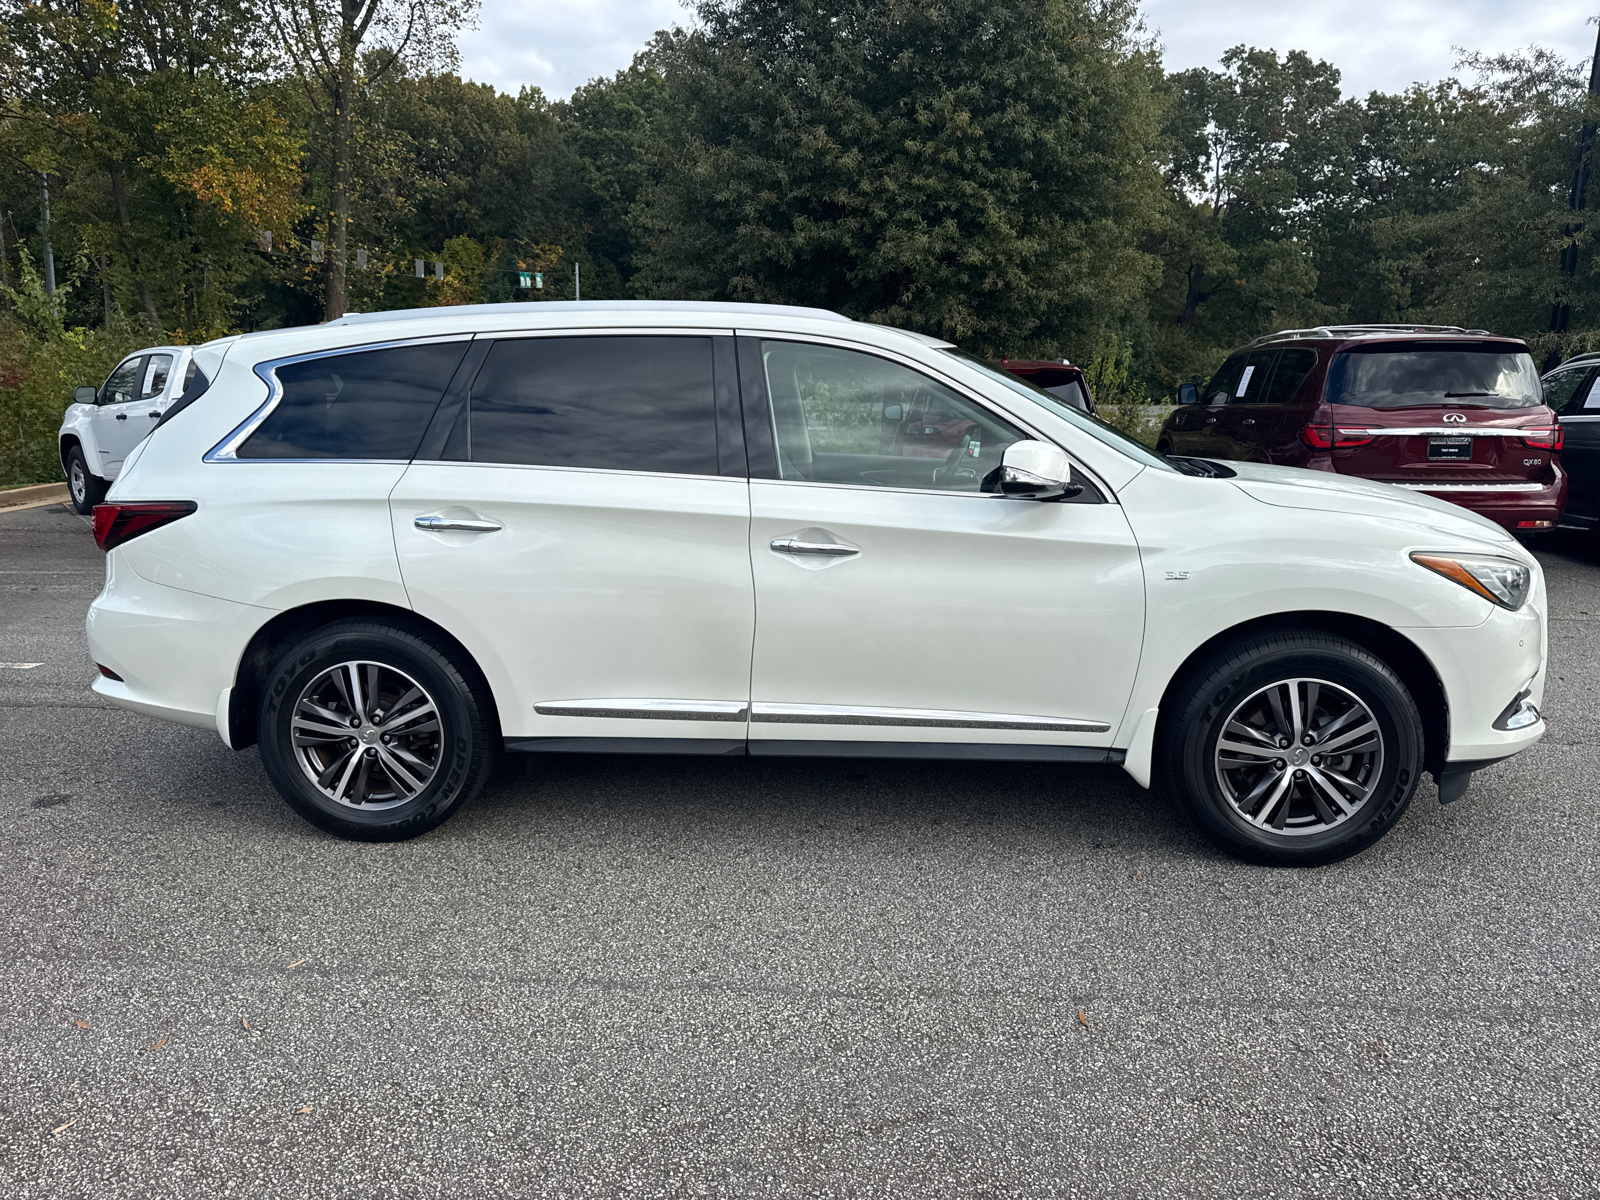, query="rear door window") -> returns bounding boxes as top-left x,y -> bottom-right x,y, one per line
1542,368 -> 1588,414
467,336 -> 718,475
141,354 -> 174,400
1261,349 -> 1317,405
239,341 -> 469,460
1202,354 -> 1246,405
1232,351 -> 1276,403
